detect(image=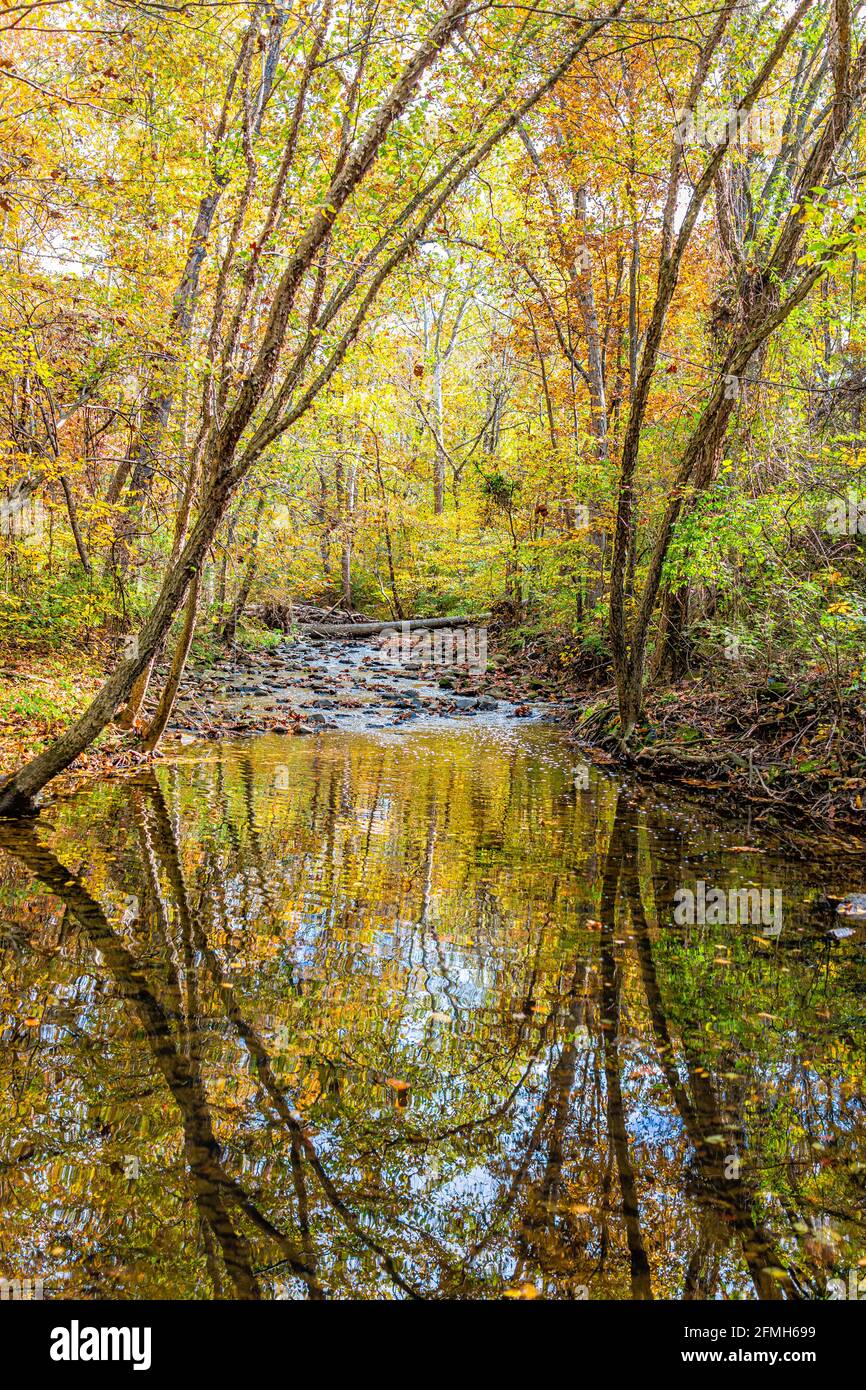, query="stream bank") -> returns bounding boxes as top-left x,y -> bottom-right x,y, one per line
567,674 -> 866,840
2,615 -> 863,842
